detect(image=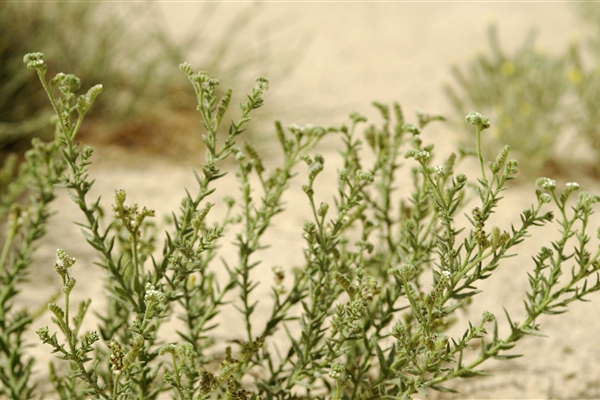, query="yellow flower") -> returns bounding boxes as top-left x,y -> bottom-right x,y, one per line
501,61 -> 515,76
569,67 -> 583,84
